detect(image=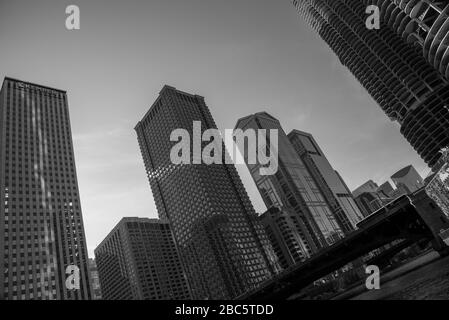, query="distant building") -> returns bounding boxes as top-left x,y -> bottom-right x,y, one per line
95,217 -> 191,300
260,207 -> 313,270
288,130 -> 364,229
391,165 -> 425,194
354,192 -> 393,218
377,182 -> 395,198
352,180 -> 379,198
88,259 -> 102,300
